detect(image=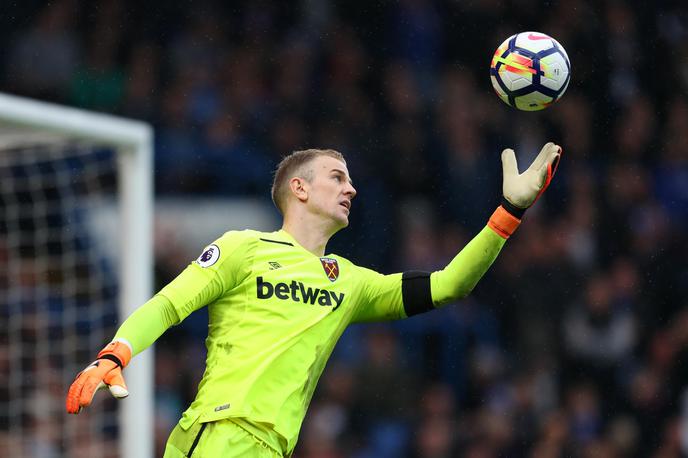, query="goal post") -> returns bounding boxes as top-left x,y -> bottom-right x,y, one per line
0,92 -> 154,458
